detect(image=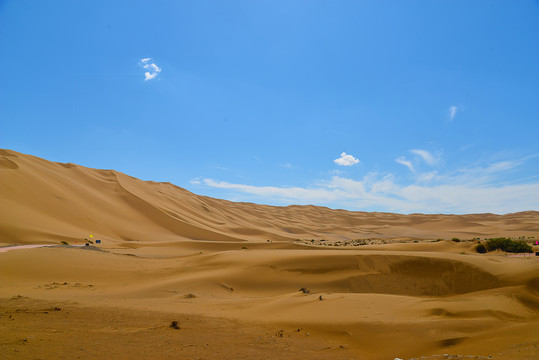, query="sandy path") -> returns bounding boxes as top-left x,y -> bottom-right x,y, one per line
0,245 -> 54,253
0,244 -> 89,253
